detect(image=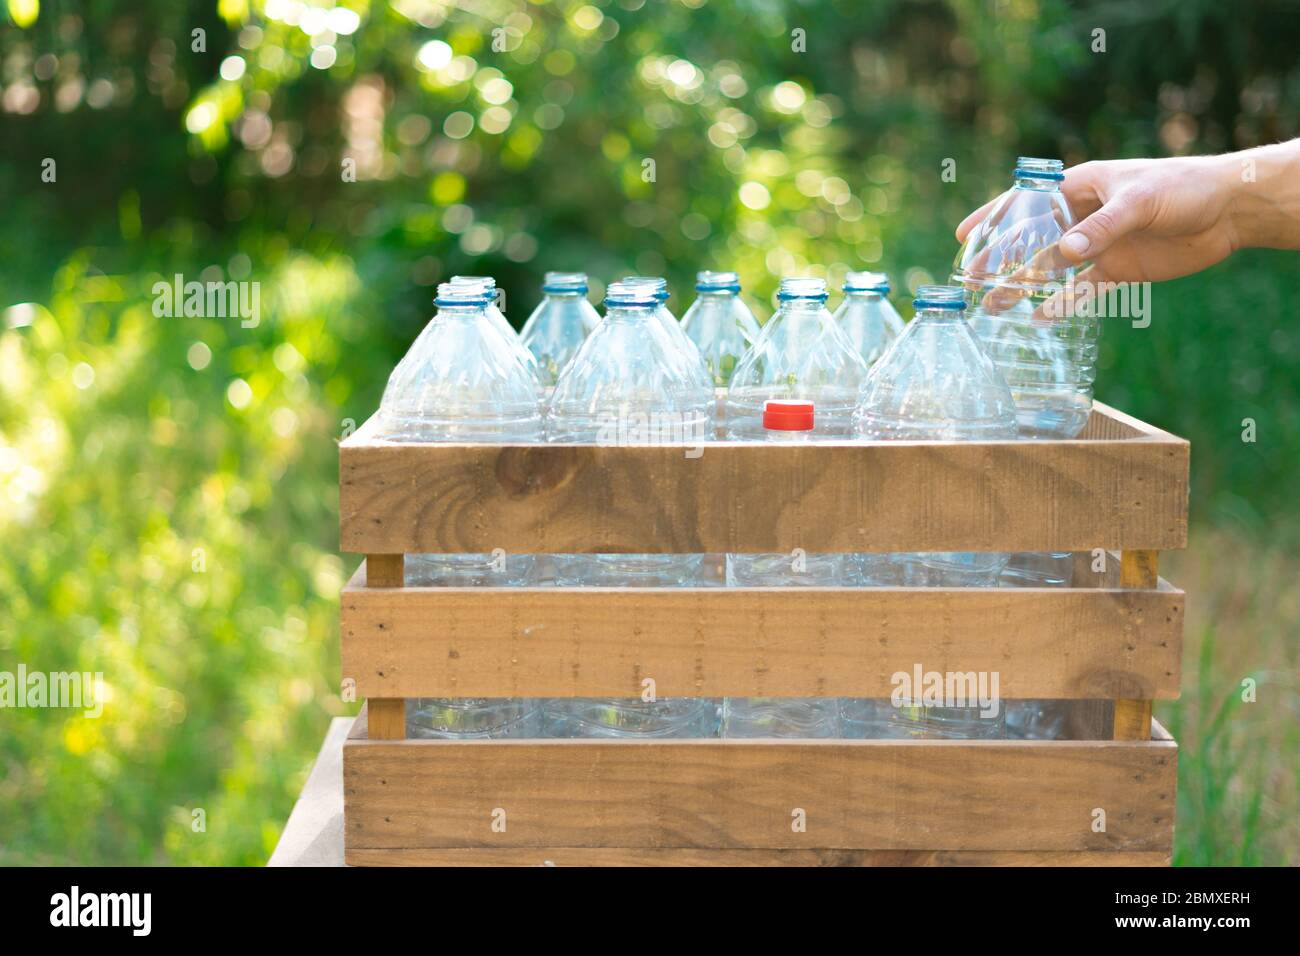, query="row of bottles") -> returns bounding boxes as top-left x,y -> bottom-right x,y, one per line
373,158 -> 1096,742
406,698 -> 1069,740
